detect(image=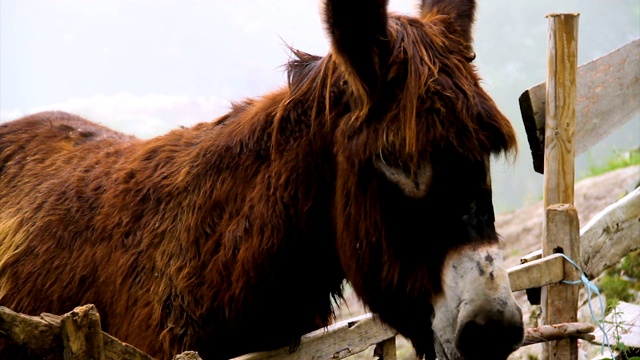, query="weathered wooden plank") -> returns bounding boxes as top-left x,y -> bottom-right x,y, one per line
519,37 -> 640,173
231,313 -> 397,360
0,305 -> 154,360
580,187 -> 640,279
508,253 -> 565,292
60,304 -> 105,360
